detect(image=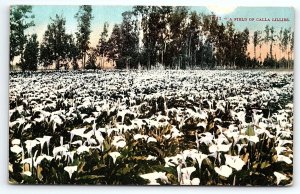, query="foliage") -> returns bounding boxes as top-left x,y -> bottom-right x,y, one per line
21,34 -> 39,71
40,15 -> 73,70
10,5 -> 35,69
86,48 -> 98,70
9,70 -> 293,185
10,5 -> 295,70
75,5 -> 93,69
